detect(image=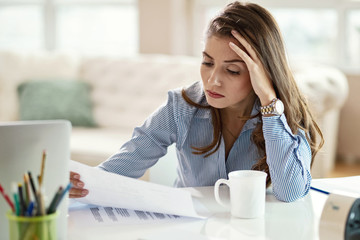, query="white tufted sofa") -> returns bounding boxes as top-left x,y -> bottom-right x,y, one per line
0,51 -> 348,183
